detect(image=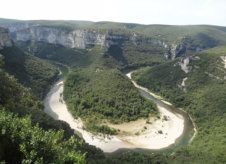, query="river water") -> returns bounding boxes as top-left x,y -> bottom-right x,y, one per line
44,71 -> 196,153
